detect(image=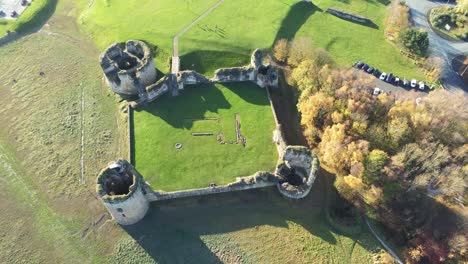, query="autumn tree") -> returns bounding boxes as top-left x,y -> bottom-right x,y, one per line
288,37 -> 314,66
273,38 -> 289,63
363,149 -> 389,184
